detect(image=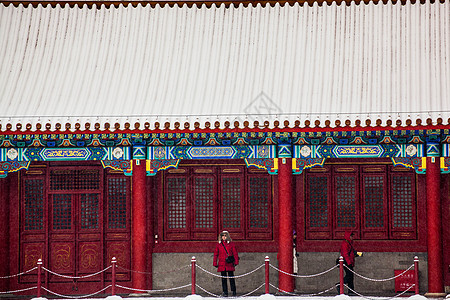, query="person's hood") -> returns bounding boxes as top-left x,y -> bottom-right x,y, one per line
218,231 -> 232,242
344,231 -> 353,241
